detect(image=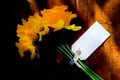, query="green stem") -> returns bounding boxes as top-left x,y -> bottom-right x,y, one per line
56,49 -> 70,60
77,59 -> 103,80
77,61 -> 96,80
60,44 -> 73,58
61,44 -> 99,79
57,44 -> 103,80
